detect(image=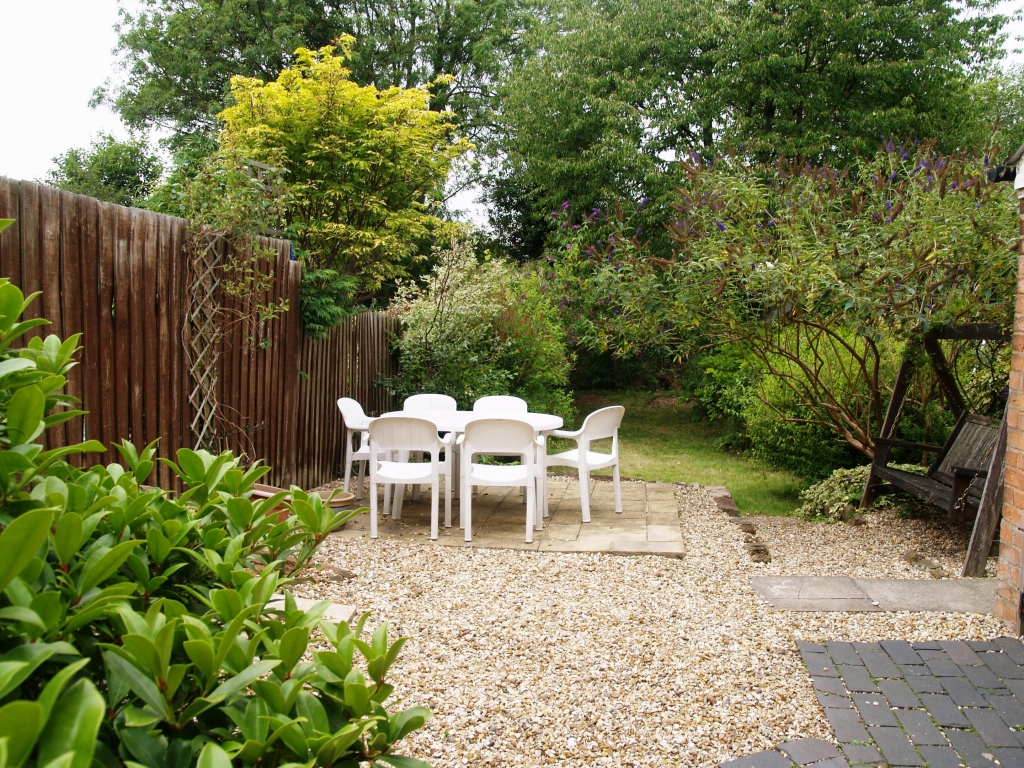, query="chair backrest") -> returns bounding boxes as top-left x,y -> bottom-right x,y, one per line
403,394 -> 457,412
579,406 -> 625,442
462,418 -> 536,459
369,417 -> 441,454
473,395 -> 528,413
337,398 -> 370,430
932,412 -> 1001,484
